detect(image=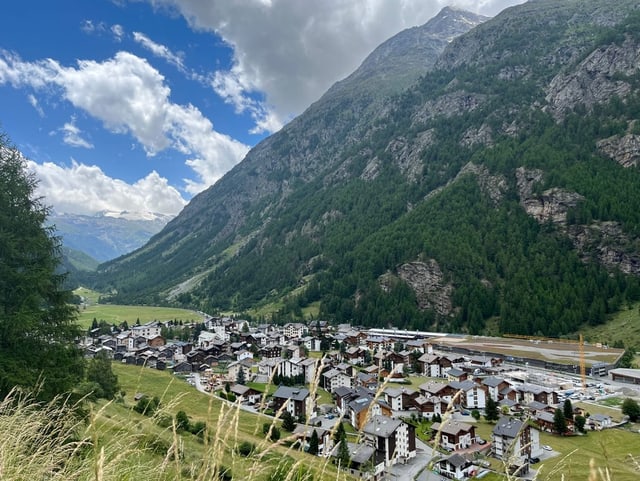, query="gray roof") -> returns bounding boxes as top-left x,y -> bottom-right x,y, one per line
331,442 -> 376,465
362,415 -> 402,438
432,420 -> 473,436
448,367 -> 465,376
527,400 -> 548,411
449,380 -> 477,391
482,376 -> 506,388
444,453 -> 469,468
492,417 -> 525,438
272,386 -> 309,401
